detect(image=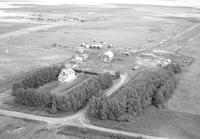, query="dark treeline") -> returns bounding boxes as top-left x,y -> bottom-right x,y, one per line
12,65 -> 65,94
87,63 -> 181,121
12,65 -> 113,113
152,77 -> 177,107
